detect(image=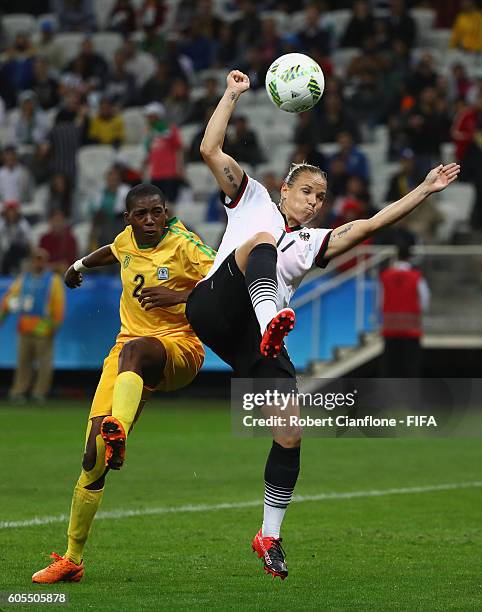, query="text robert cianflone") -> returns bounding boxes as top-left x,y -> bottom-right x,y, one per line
242,390 -> 357,411
242,415 -> 438,428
